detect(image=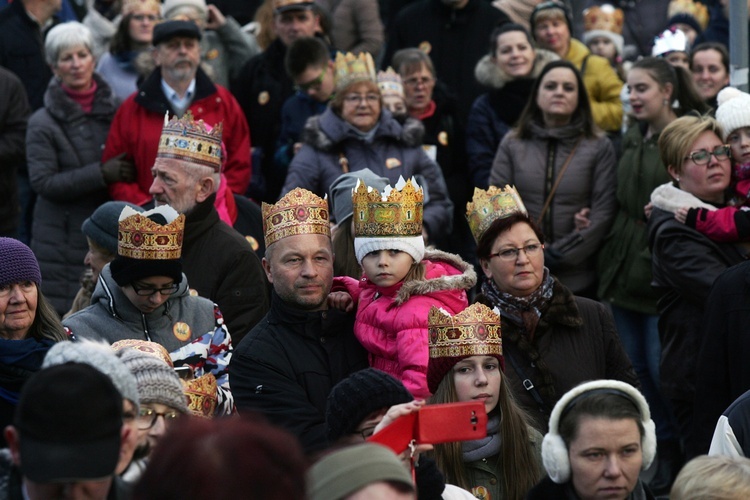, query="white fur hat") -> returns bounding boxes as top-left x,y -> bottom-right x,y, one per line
354,235 -> 425,265
716,87 -> 750,141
